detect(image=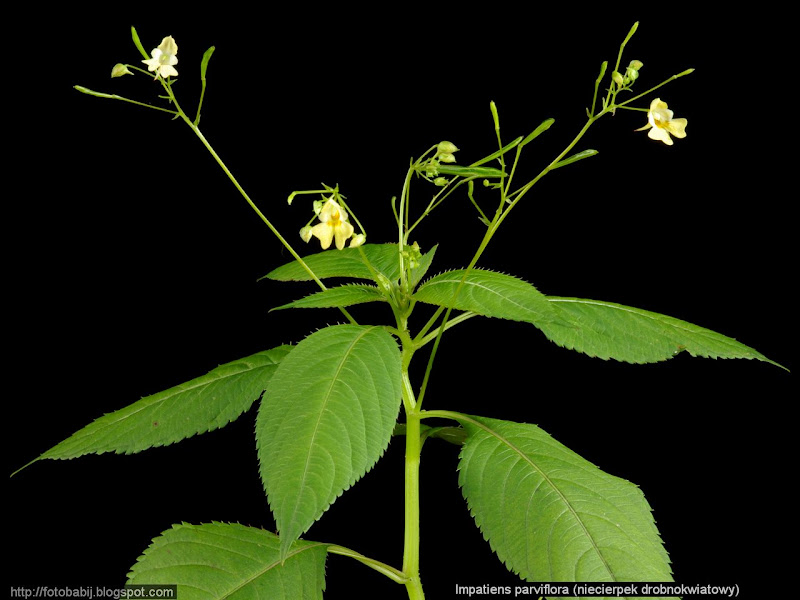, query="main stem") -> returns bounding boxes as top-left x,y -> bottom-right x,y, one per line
403,405 -> 424,600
